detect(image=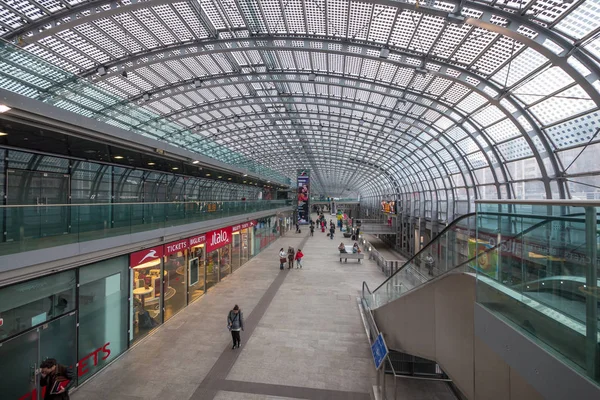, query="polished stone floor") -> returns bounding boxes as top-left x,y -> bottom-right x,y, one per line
71,215 -> 455,400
